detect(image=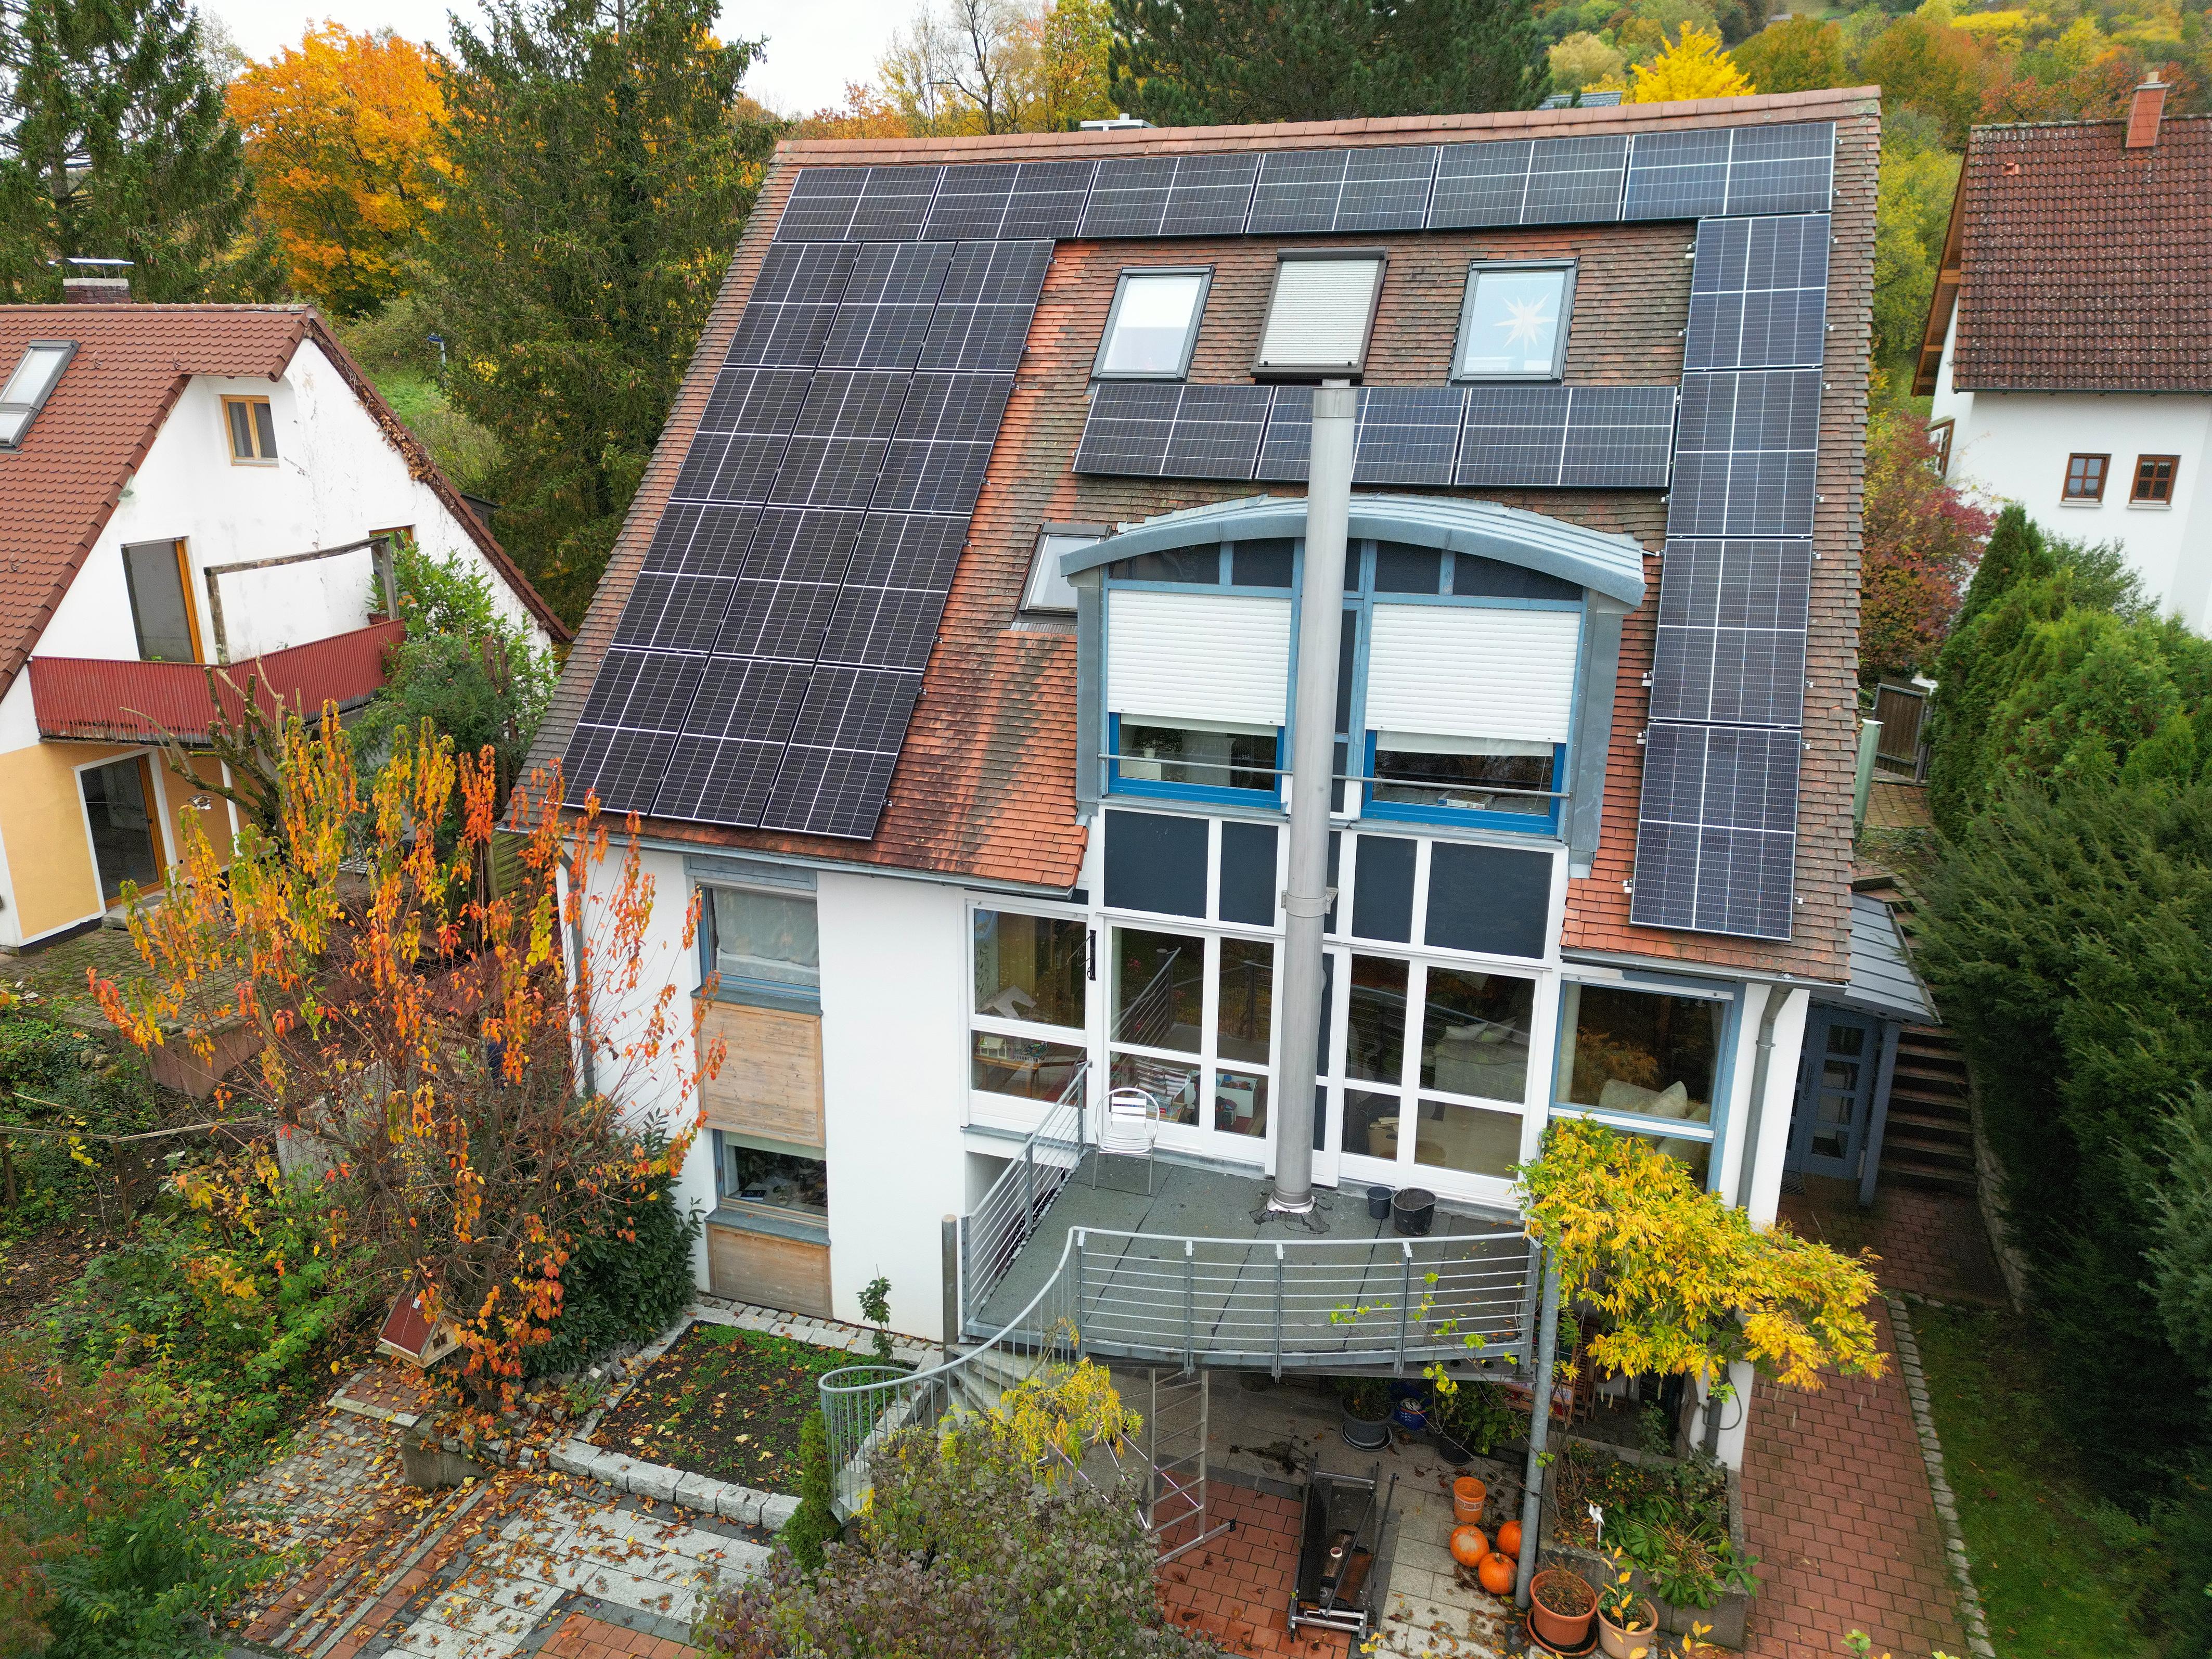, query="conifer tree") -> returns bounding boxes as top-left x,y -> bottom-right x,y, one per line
1106,0 -> 1545,126
0,0 -> 274,299
420,0 -> 774,623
